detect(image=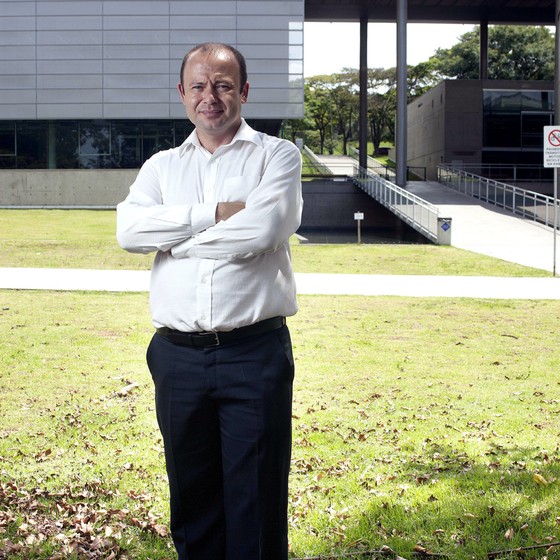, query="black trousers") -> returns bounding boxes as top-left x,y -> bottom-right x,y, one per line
146,325 -> 294,560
